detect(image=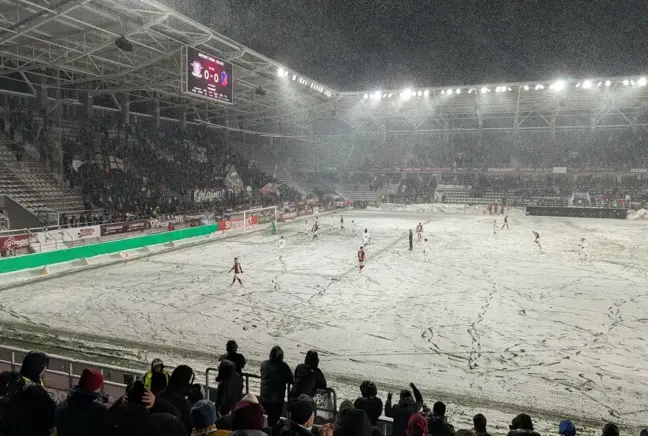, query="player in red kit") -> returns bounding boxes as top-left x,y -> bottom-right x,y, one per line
229,257 -> 243,286
533,231 -> 542,249
416,223 -> 423,241
358,246 -> 366,272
